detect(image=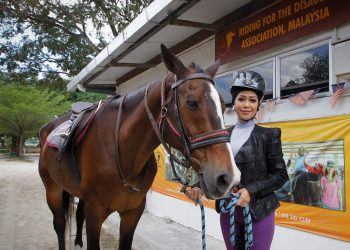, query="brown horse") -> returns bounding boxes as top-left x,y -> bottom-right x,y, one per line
38,44 -> 240,250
